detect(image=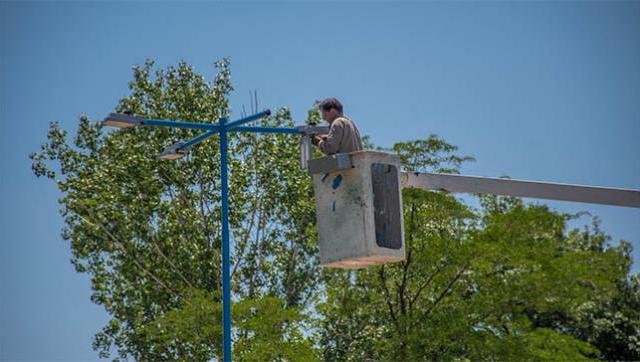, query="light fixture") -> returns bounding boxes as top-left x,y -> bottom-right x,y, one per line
101,113 -> 146,129
159,141 -> 188,160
